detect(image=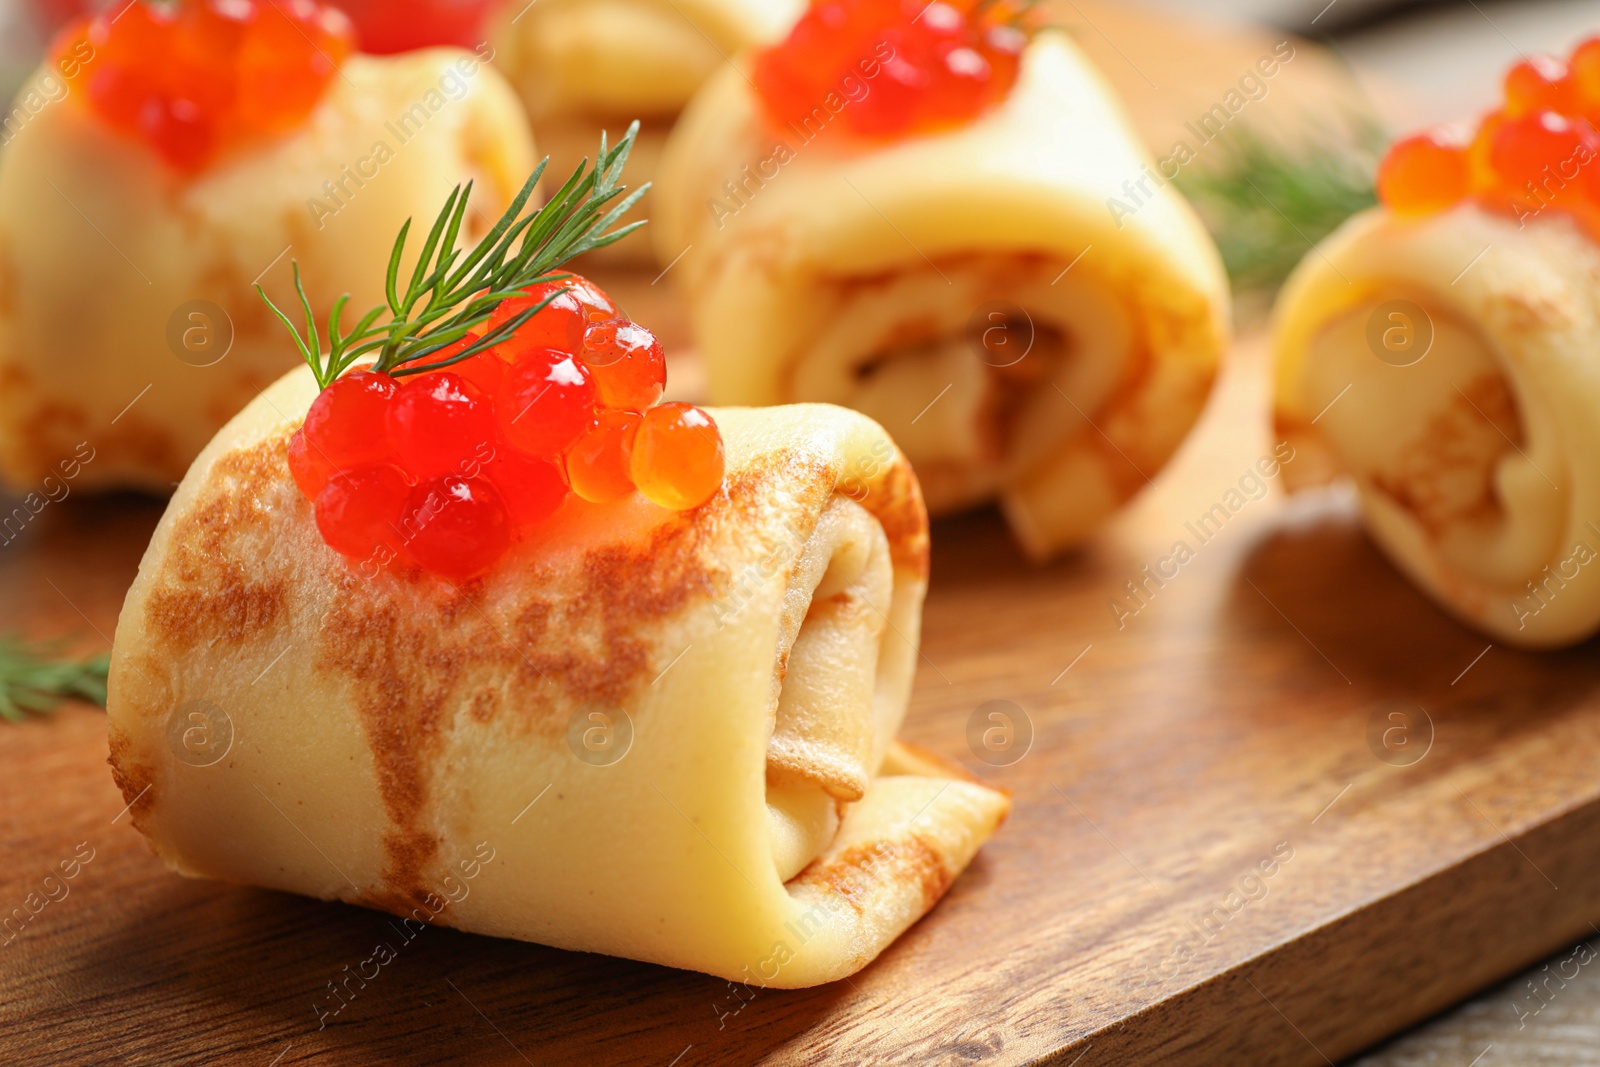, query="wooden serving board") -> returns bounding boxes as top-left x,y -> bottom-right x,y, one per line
4,306 -> 1600,1066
